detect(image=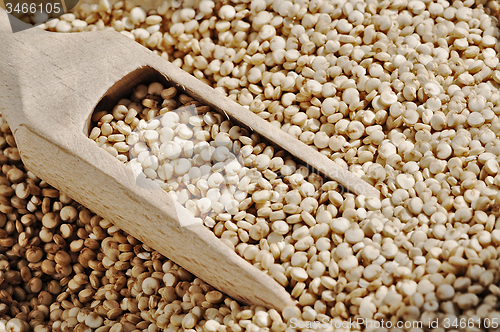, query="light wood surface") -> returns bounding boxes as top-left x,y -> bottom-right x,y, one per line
0,9 -> 378,309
